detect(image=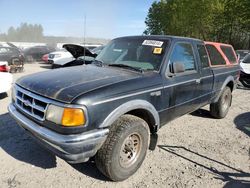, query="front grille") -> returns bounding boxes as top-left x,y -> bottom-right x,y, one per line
15,86 -> 48,121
